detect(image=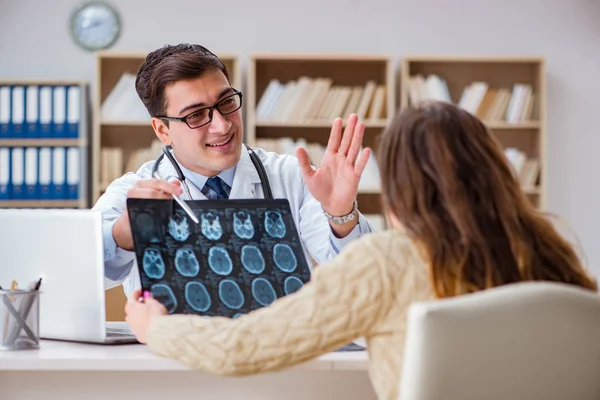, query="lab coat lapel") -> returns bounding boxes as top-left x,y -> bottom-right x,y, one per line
229,146 -> 261,200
